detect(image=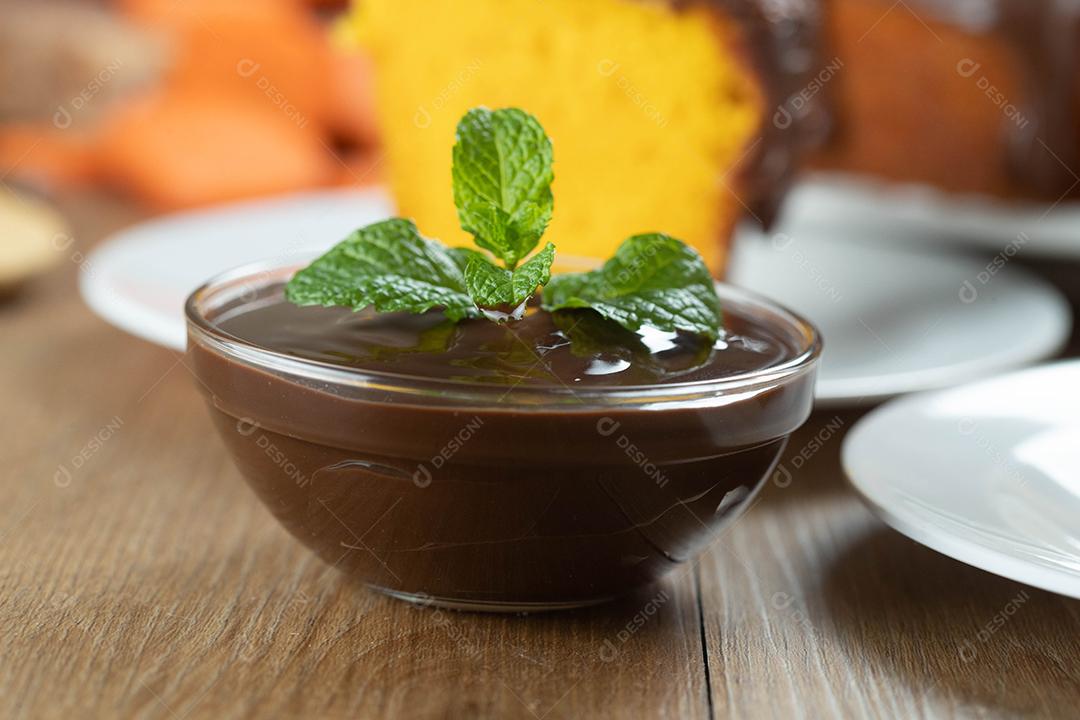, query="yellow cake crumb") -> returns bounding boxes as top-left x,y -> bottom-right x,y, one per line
342,0 -> 764,274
